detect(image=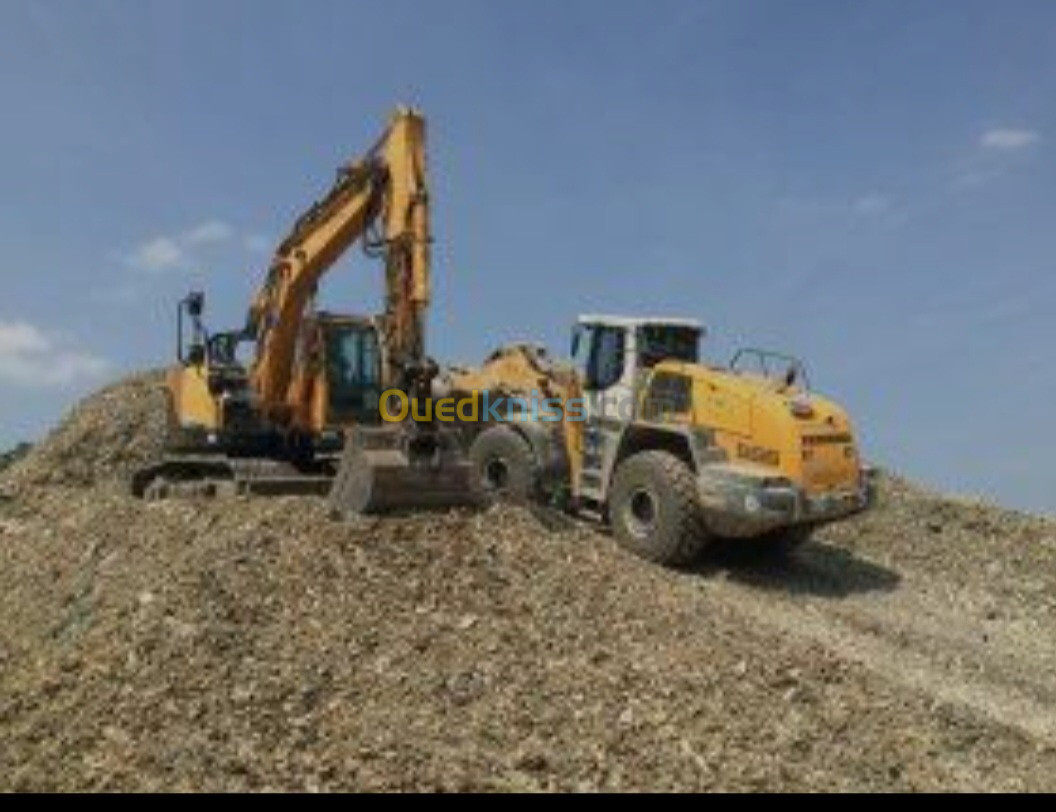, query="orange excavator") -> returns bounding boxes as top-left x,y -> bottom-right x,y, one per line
133,108 -> 473,508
